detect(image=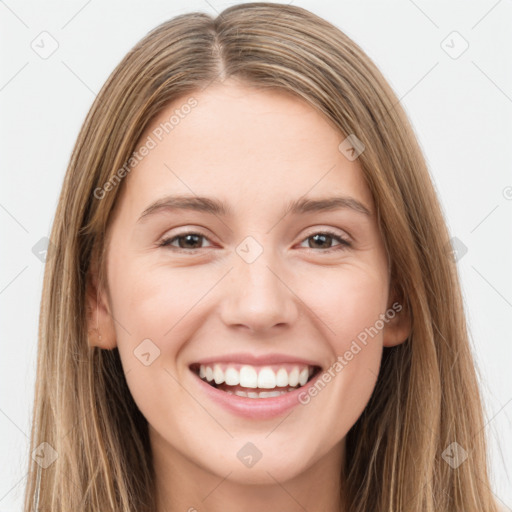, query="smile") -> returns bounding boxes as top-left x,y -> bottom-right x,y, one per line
189,362 -> 322,399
